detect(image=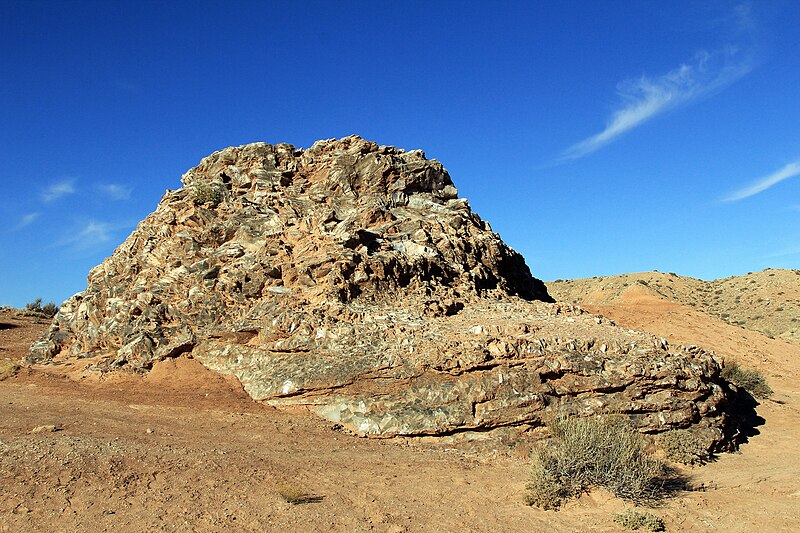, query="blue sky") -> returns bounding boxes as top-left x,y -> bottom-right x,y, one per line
2,1 -> 799,307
